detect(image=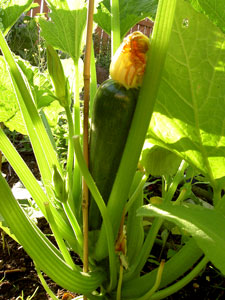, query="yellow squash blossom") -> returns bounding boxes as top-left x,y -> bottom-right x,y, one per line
110,31 -> 150,89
